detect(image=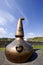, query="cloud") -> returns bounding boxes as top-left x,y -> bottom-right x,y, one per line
0,27 -> 7,34
14,0 -> 29,27
0,11 -> 16,25
5,0 -> 28,24
25,32 -> 43,38
37,34 -> 43,37
0,0 -> 28,38
15,1 -> 28,23
28,33 -> 35,36
9,32 -> 14,38
0,17 -> 6,25
5,12 -> 16,22
25,32 -> 36,38
0,27 -> 7,37
25,32 -> 35,38
0,27 -> 14,38
5,0 -> 12,9
0,10 -> 17,37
